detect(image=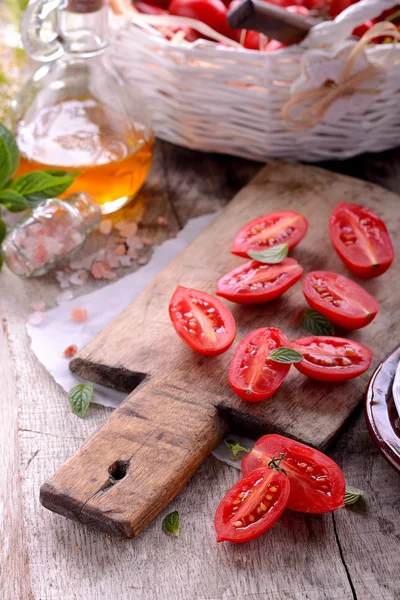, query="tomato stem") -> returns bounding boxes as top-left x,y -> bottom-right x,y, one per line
268,452 -> 287,475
